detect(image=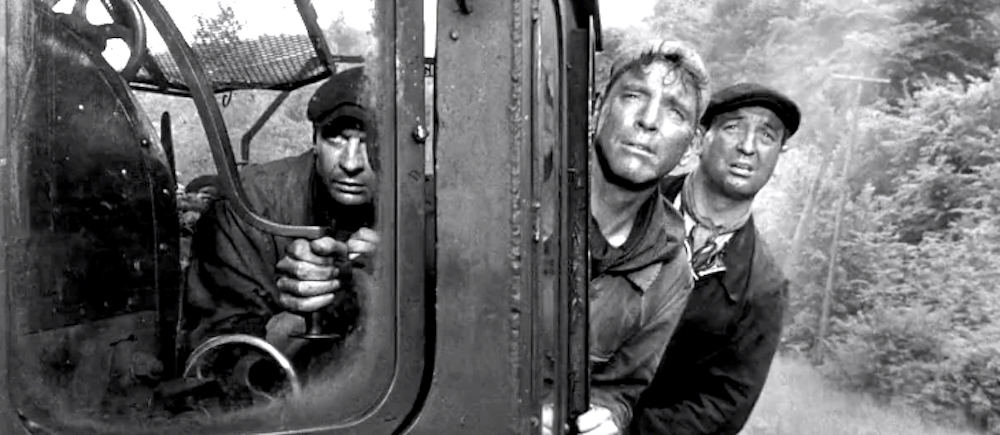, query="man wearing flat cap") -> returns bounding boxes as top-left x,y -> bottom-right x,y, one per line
631,83 -> 799,435
181,66 -> 379,367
